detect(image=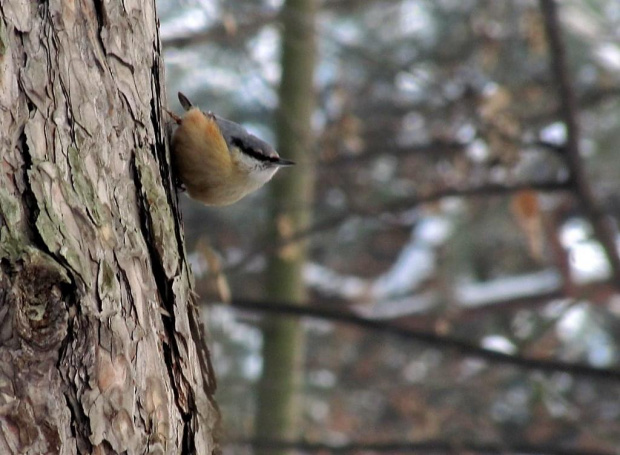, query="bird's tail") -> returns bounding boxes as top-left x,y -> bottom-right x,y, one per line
178,92 -> 193,111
